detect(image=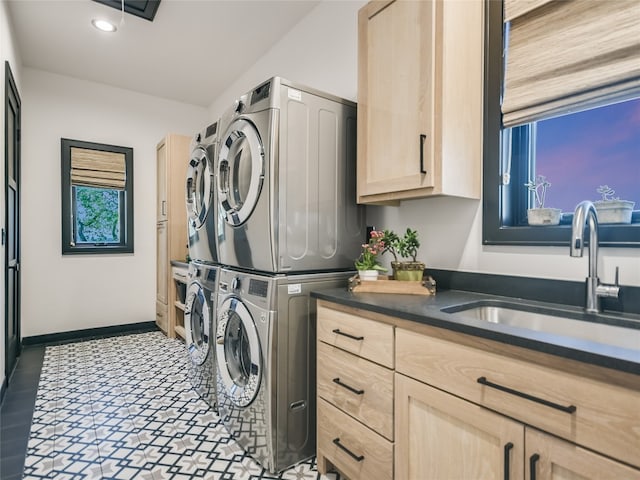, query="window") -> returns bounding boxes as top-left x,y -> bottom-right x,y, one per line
61,138 -> 134,254
483,0 -> 640,247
